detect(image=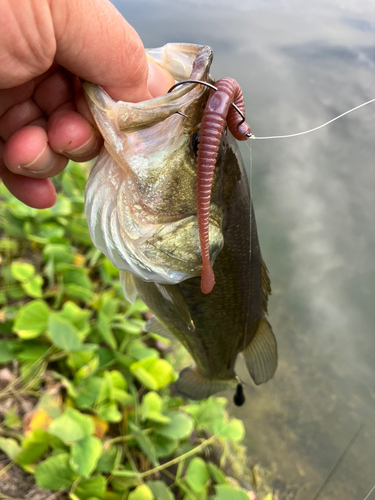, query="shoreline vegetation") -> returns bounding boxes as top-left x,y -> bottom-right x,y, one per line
0,162 -> 274,500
